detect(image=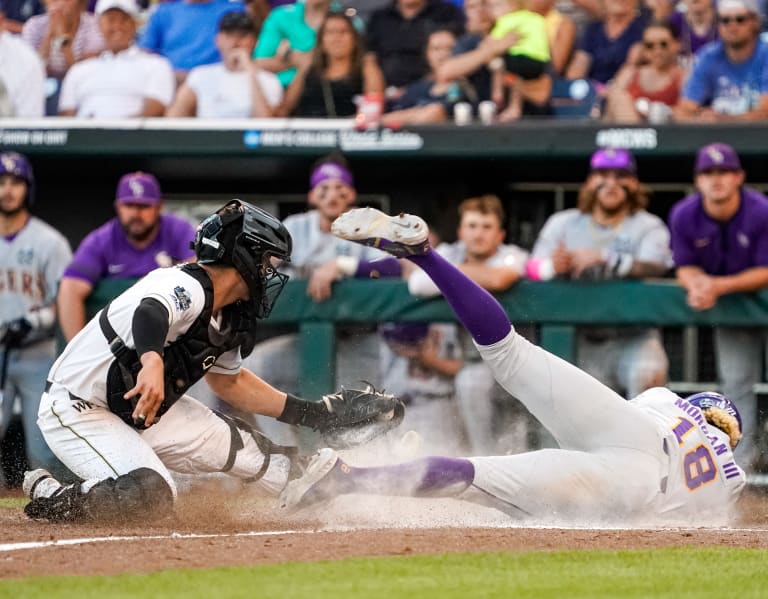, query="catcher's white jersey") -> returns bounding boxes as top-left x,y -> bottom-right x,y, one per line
39,265 -> 289,498
48,266 -> 242,403
465,329 -> 745,525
